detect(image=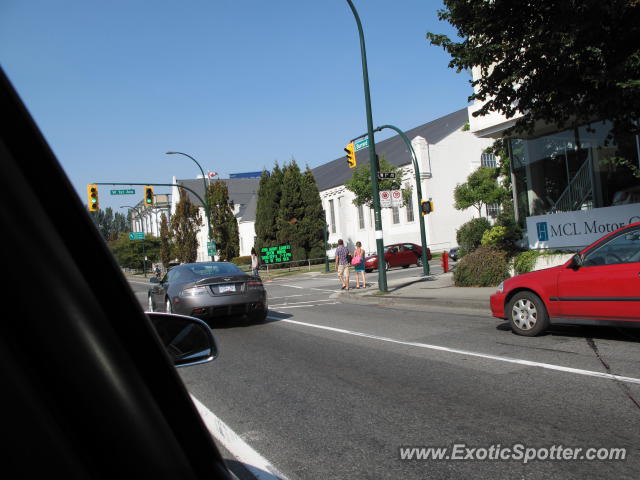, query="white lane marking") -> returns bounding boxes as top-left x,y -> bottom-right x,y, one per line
268,294 -> 315,300
278,284 -> 337,293
191,395 -> 289,480
272,303 -> 339,309
269,317 -> 640,386
270,299 -> 337,307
